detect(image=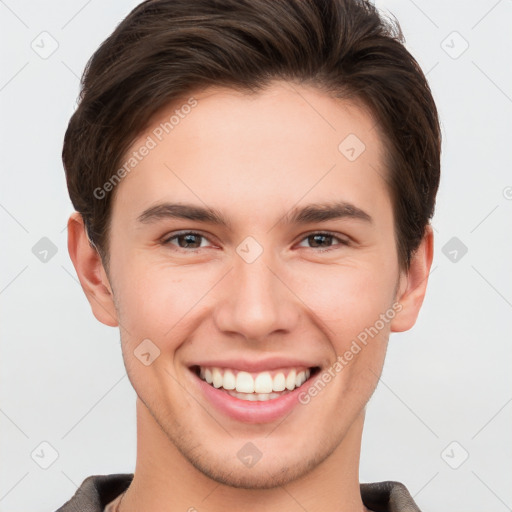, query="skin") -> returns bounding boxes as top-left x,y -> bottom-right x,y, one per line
68,81 -> 433,512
